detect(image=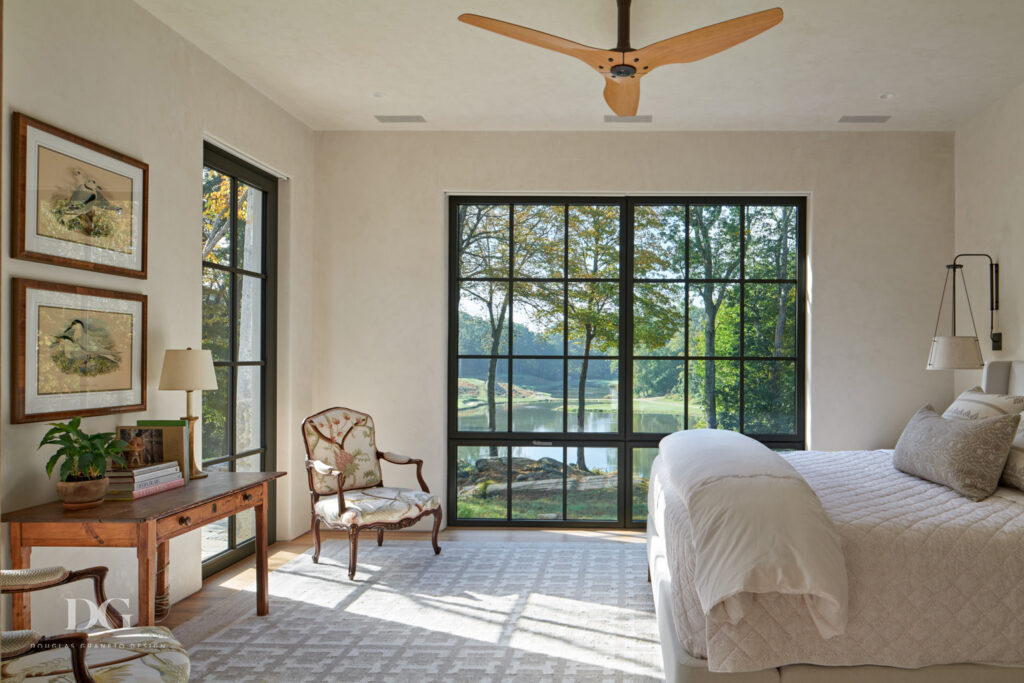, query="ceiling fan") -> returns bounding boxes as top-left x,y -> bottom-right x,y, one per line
458,1 -> 783,117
